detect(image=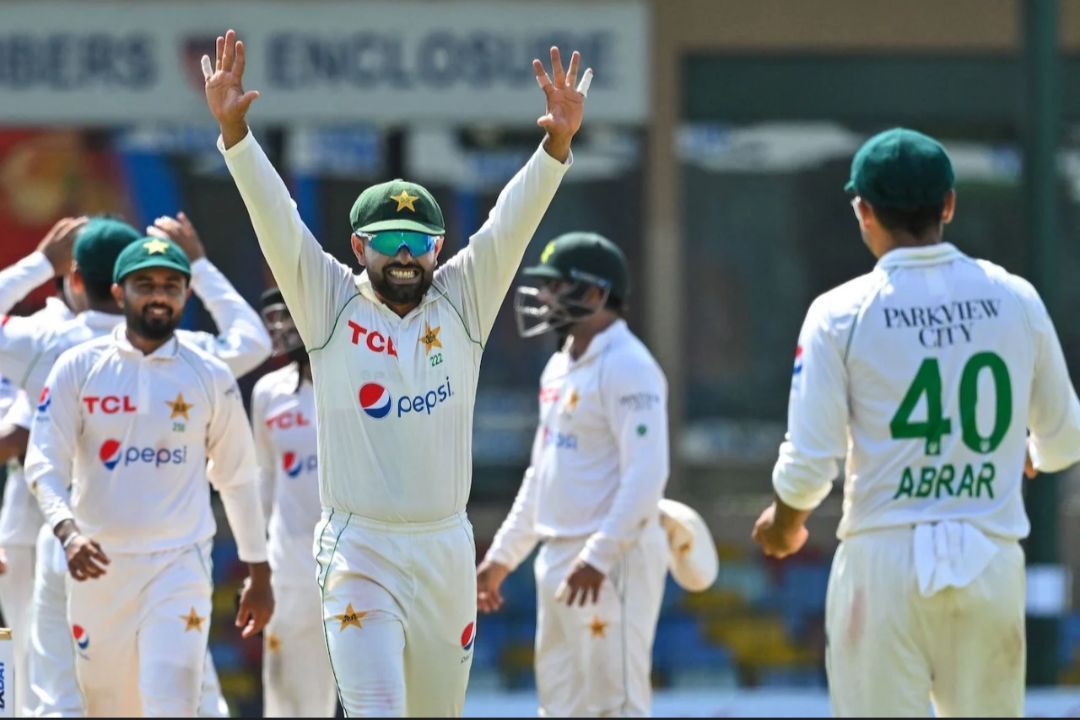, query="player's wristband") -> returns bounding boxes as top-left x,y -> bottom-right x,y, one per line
61,533 -> 82,550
